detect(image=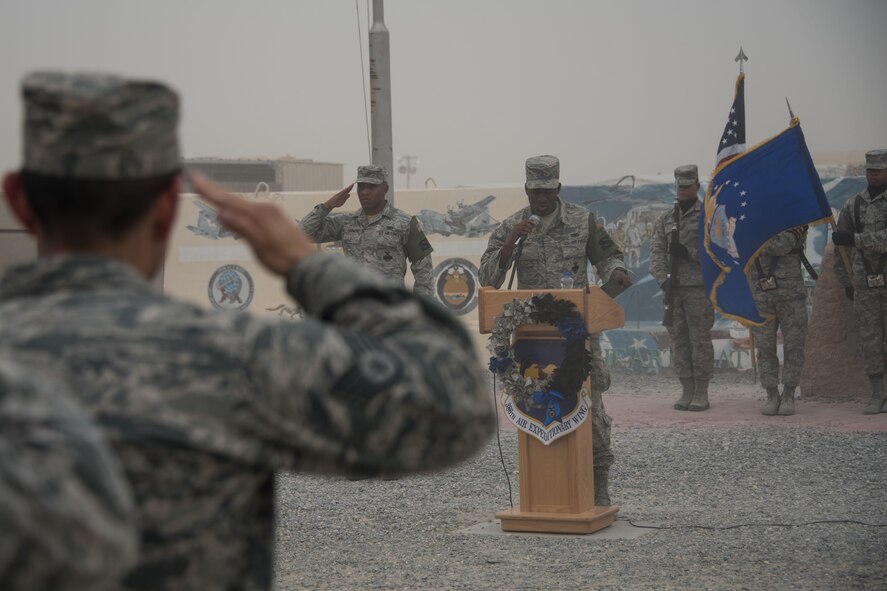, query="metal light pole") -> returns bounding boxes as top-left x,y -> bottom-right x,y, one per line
369,0 -> 394,203
398,155 -> 418,188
